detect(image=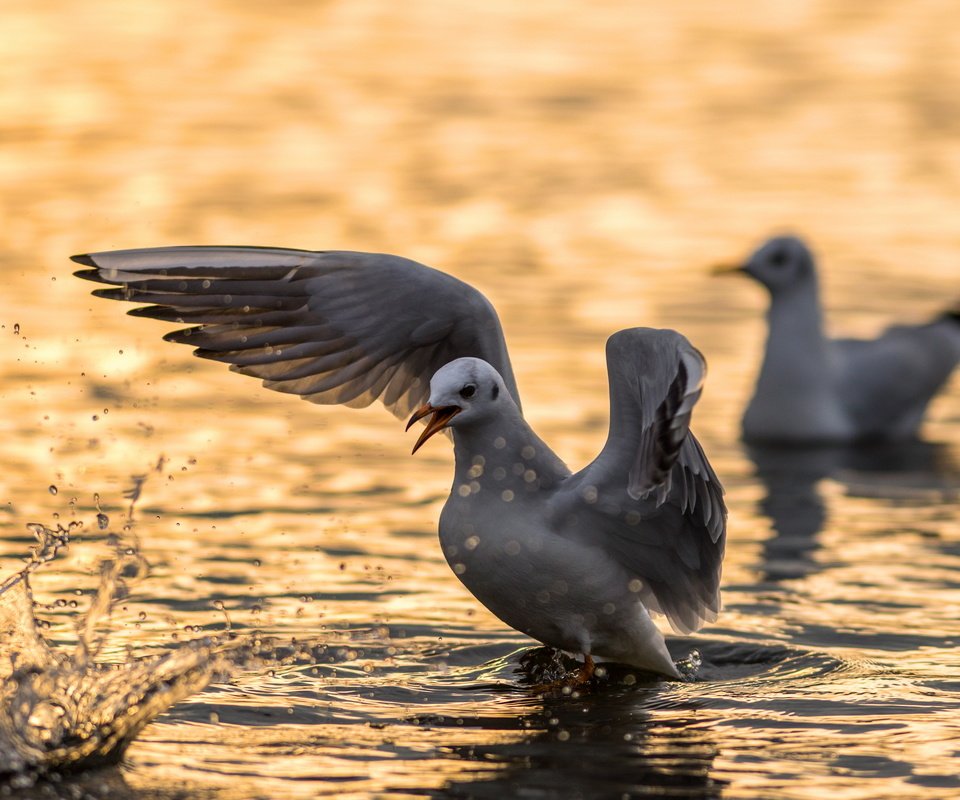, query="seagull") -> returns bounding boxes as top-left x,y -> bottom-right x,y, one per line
717,235 -> 960,445
73,246 -> 726,681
